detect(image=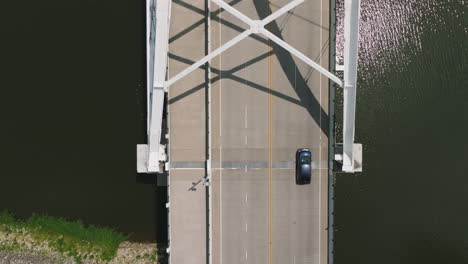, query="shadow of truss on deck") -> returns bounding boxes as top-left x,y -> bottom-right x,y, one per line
169,0 -> 331,135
